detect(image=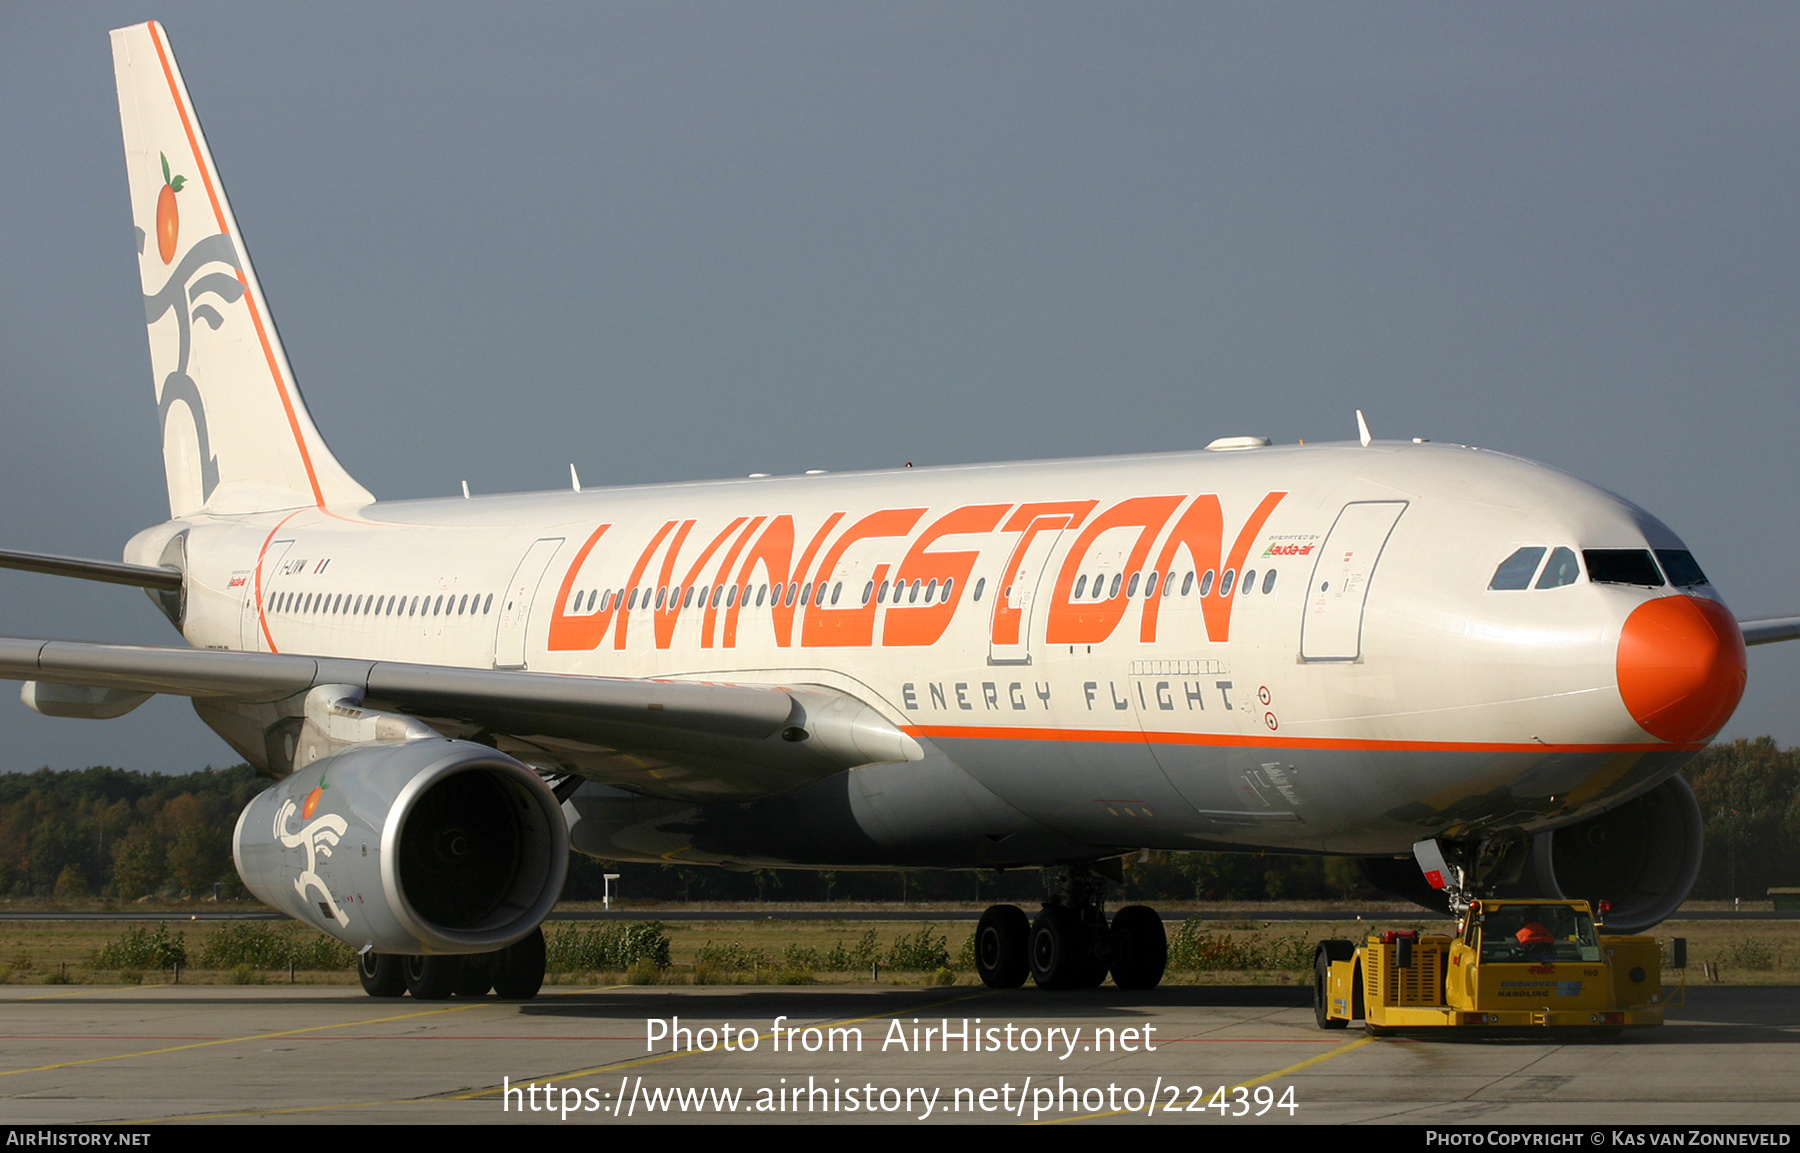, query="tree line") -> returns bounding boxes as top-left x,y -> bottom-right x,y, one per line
1,739 -> 1795,904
